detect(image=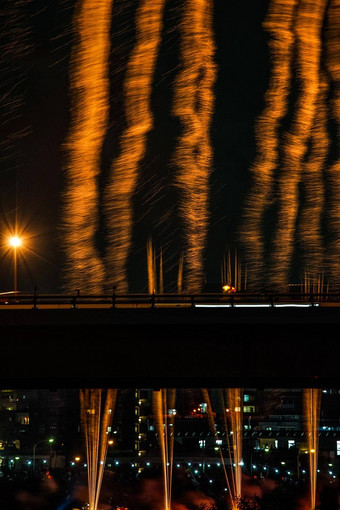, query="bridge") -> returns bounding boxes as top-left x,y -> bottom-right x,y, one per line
1,292 -> 339,389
